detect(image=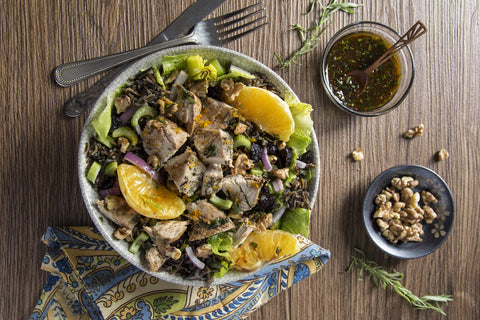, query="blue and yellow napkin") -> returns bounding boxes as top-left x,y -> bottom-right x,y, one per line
29,226 -> 330,320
